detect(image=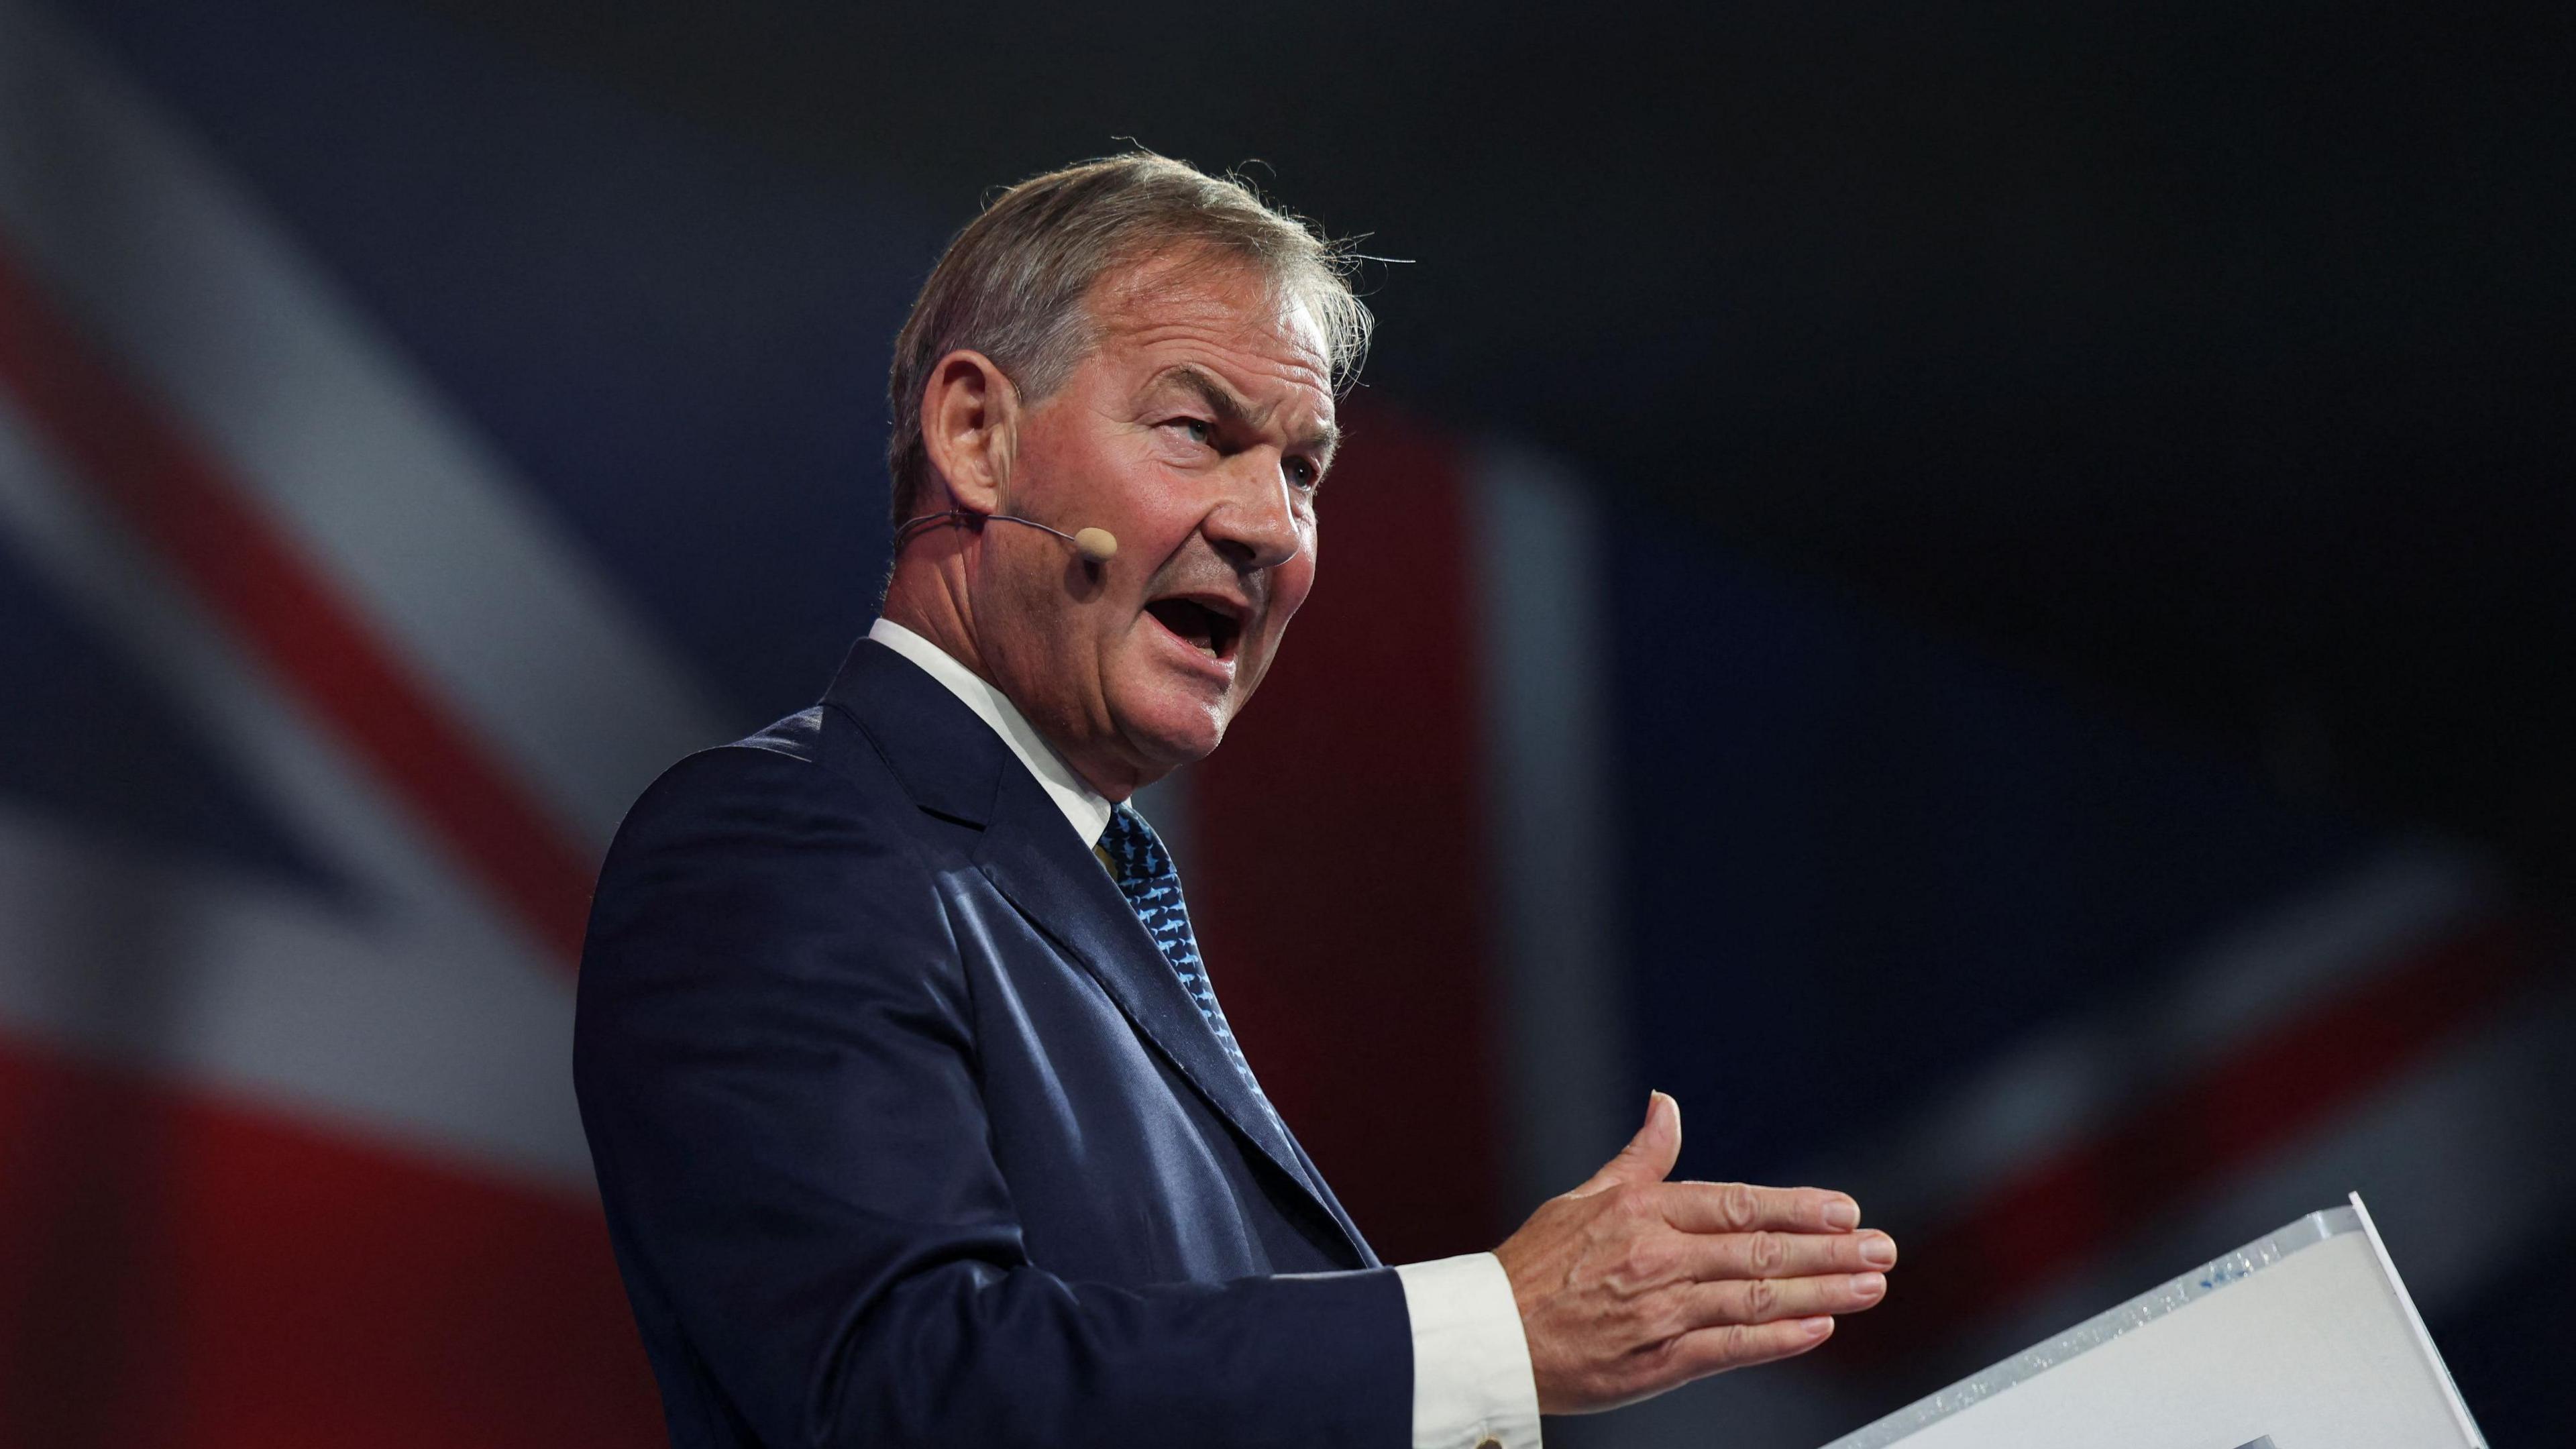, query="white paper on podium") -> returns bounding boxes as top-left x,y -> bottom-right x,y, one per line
1820,1194 -> 2486,1449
